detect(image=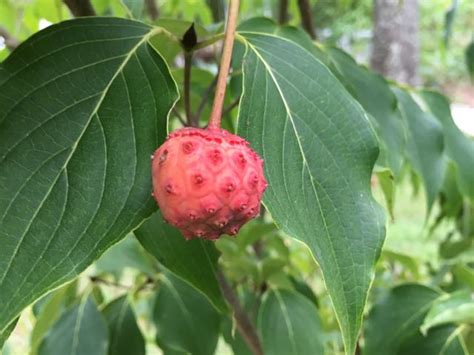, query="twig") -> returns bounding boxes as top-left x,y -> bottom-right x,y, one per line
217,270 -> 263,355
207,0 -> 240,129
63,0 -> 96,16
278,0 -> 289,24
172,108 -> 187,126
145,0 -> 159,20
297,0 -> 316,39
90,276 -> 129,290
222,95 -> 240,117
183,52 -> 193,126
0,27 -> 19,51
